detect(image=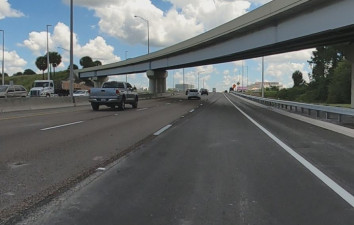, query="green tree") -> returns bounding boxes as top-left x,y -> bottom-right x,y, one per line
292,70 -> 304,87
80,56 -> 95,68
23,69 -> 36,75
306,45 -> 345,102
35,56 -> 48,79
93,60 -> 102,66
14,72 -> 23,76
47,52 -> 62,77
327,60 -> 351,103
67,64 -> 79,70
308,45 -> 344,82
